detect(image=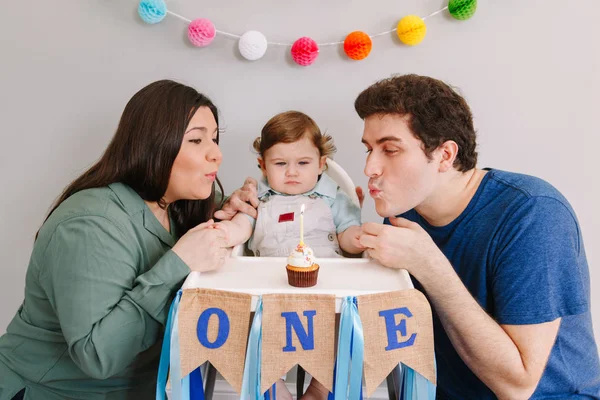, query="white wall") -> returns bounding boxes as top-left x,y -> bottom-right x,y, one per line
1,0 -> 598,346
